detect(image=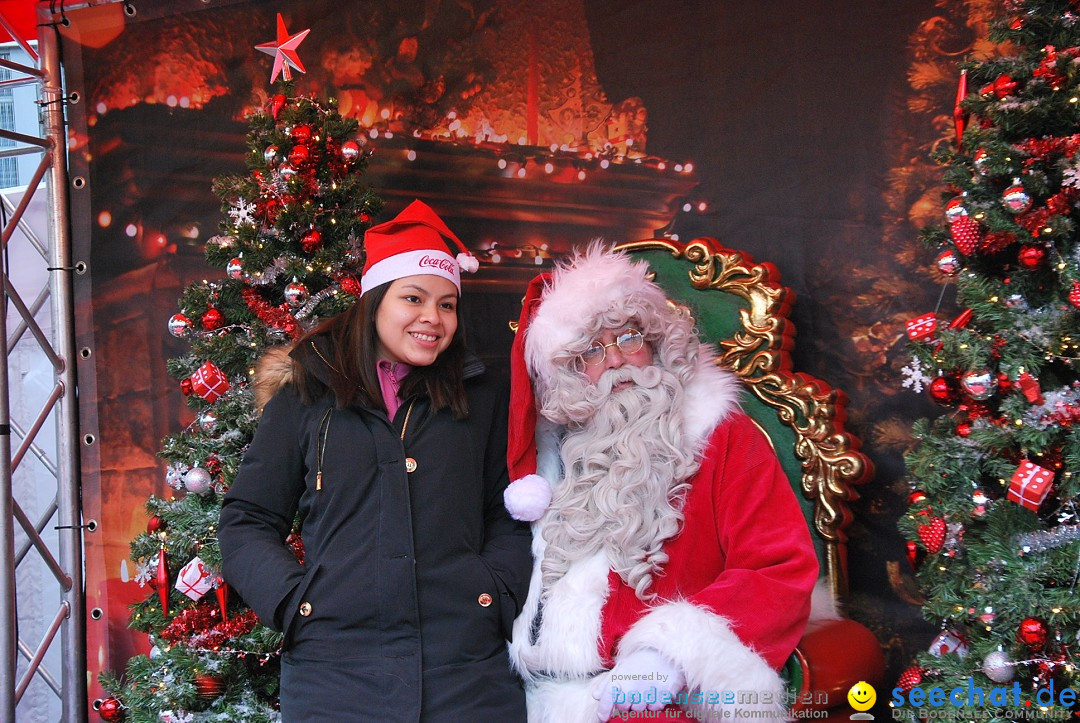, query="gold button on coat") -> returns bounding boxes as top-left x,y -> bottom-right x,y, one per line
477,593 -> 493,607
299,601 -> 312,617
